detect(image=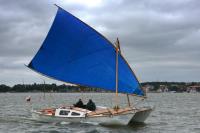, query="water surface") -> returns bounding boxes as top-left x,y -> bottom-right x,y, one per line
0,93 -> 199,133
